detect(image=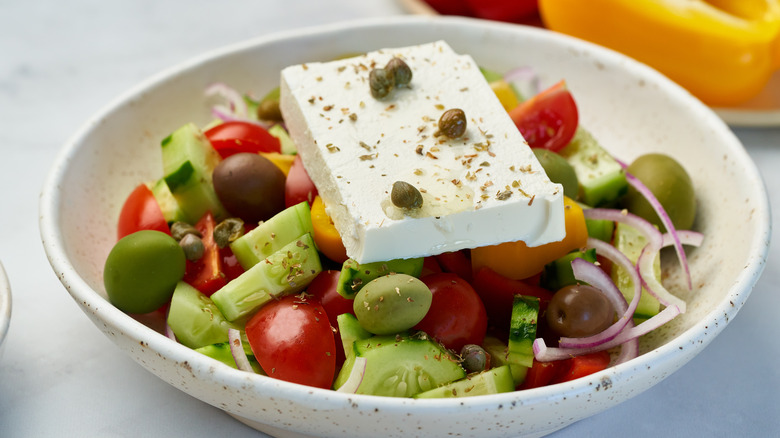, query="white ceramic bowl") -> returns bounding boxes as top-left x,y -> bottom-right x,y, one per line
39,16 -> 770,438
0,260 -> 11,360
